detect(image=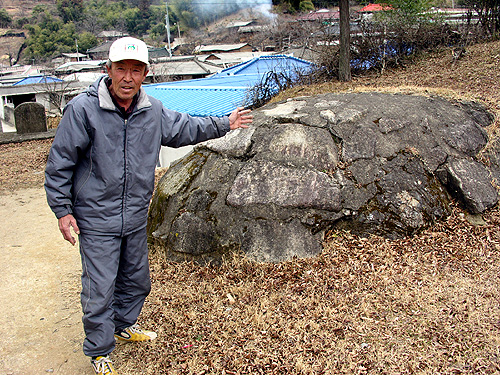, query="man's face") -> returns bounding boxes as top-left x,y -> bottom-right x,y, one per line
106,59 -> 148,107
